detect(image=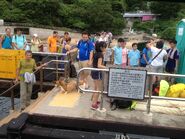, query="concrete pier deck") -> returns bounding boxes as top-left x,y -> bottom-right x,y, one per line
21,87 -> 185,138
